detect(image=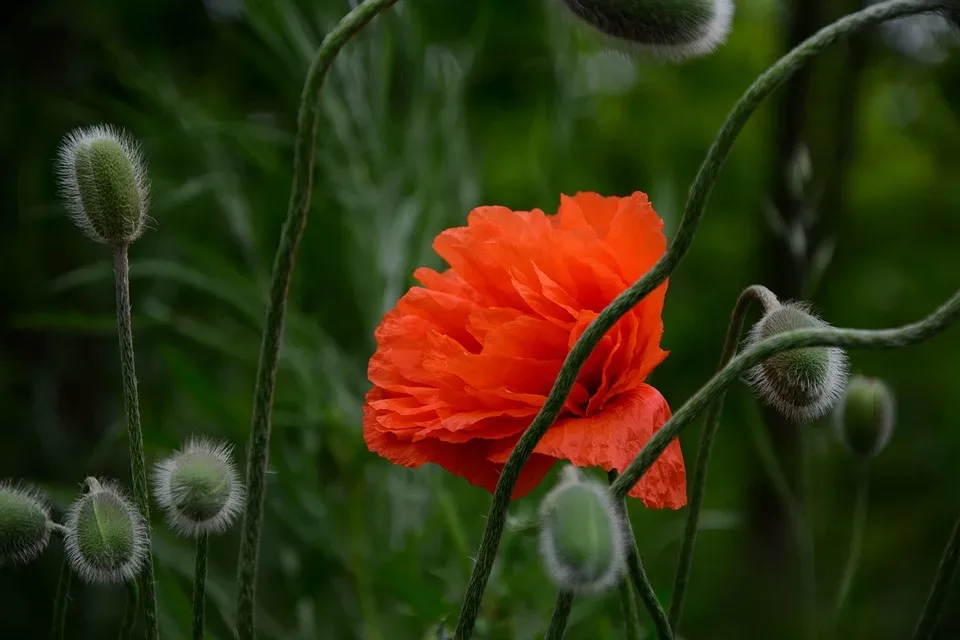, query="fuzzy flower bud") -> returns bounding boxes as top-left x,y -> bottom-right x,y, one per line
538,466 -> 626,594
64,478 -> 147,584
0,481 -> 52,566
834,375 -> 895,458
55,124 -> 150,246
745,301 -> 849,422
153,438 -> 245,538
559,0 -> 735,61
